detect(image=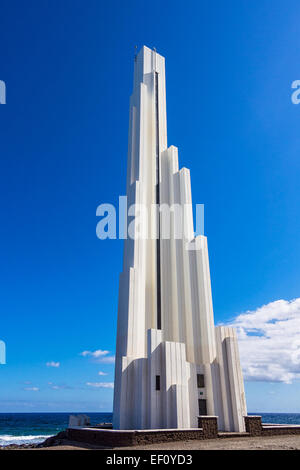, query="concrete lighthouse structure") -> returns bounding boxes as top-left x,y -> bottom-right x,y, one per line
113,46 -> 247,432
